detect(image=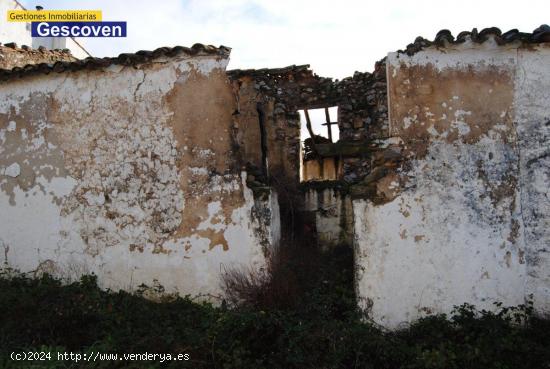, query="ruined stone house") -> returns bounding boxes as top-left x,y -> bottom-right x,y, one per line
1,26 -> 549,329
